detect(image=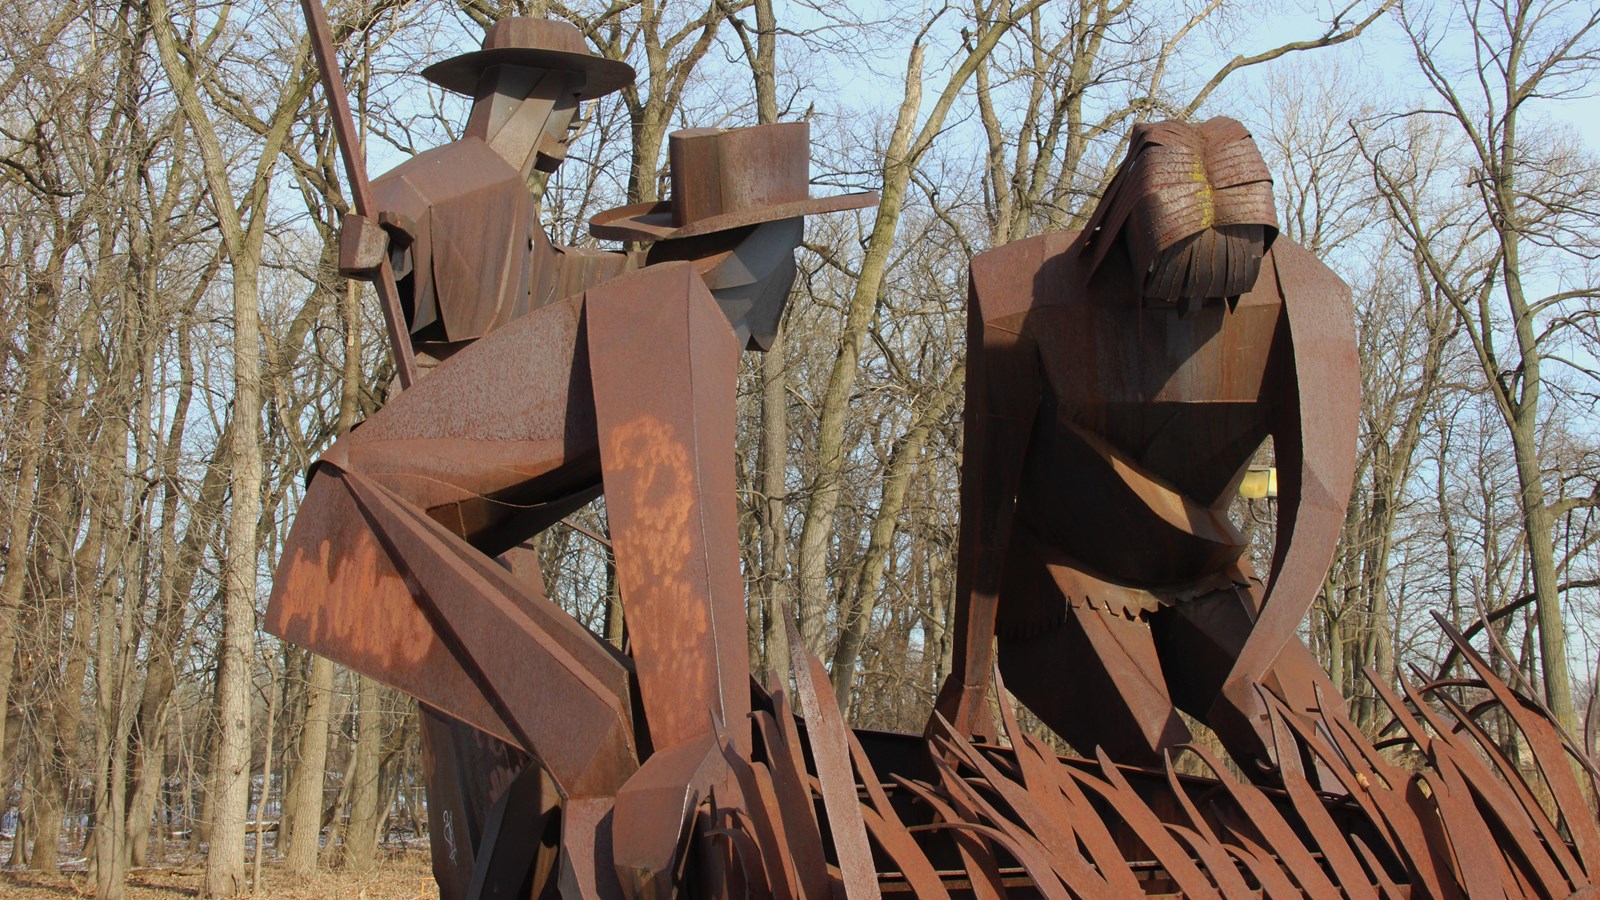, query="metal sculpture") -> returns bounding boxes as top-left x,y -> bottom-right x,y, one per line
300,0 -> 417,387
730,622 -> 1600,898
934,117 -> 1360,777
856,117 -> 1599,898
272,16 -> 1600,893
269,16 -> 875,894
334,17 -> 638,365
292,16 -> 635,896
